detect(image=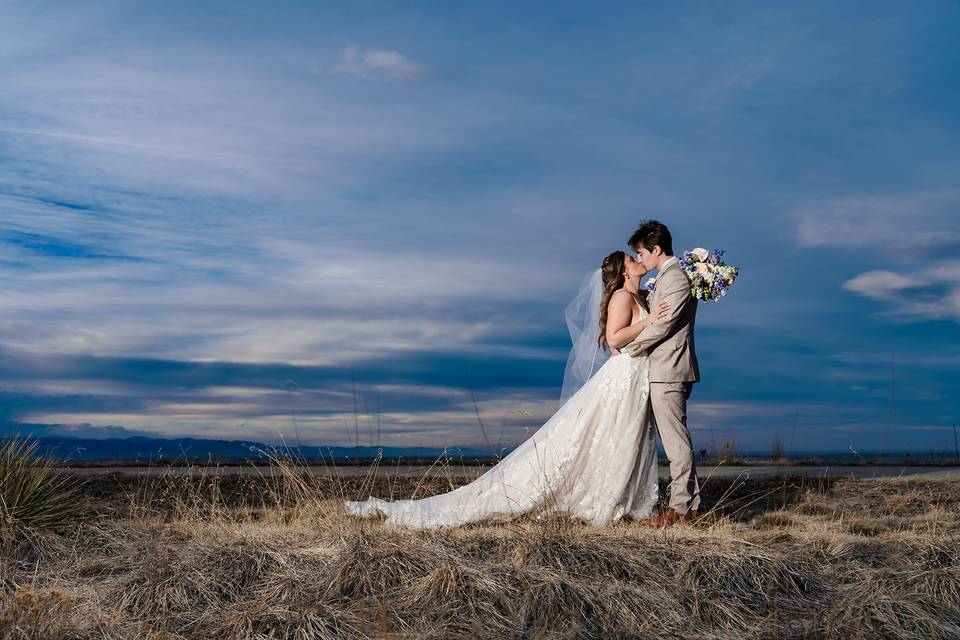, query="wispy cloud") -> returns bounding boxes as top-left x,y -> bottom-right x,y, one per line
842,270 -> 918,298
334,45 -> 427,81
842,262 -> 960,321
796,189 -> 960,323
794,190 -> 960,255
